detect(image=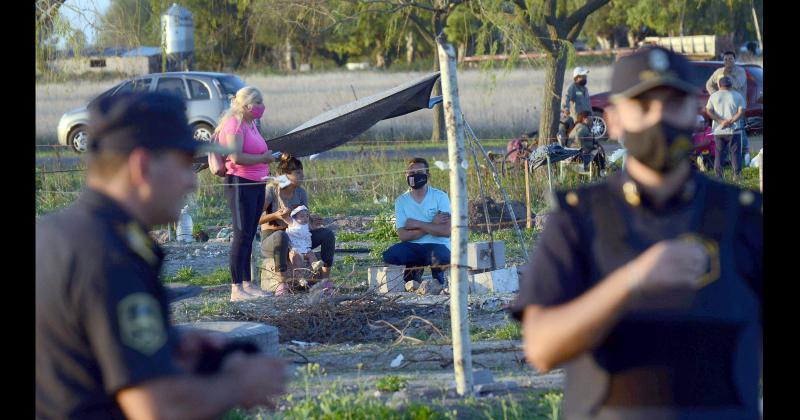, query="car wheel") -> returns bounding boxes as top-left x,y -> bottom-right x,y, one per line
193,123 -> 214,142
591,111 -> 608,141
69,125 -> 89,153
